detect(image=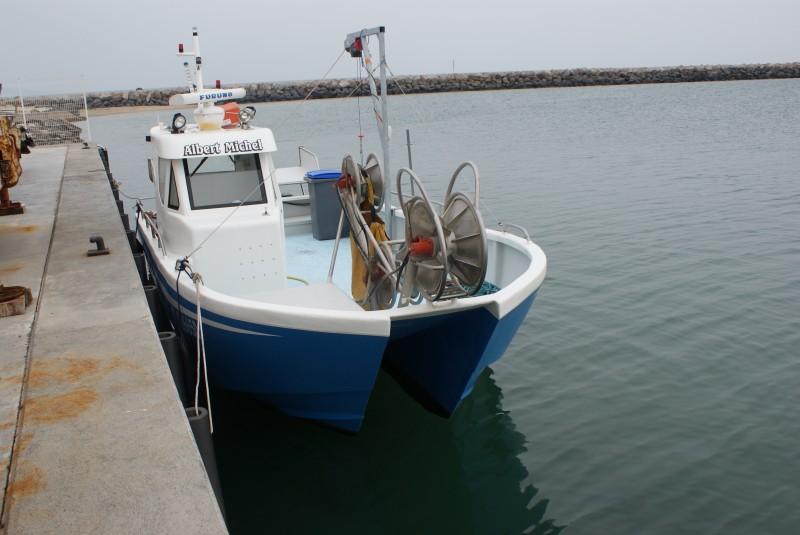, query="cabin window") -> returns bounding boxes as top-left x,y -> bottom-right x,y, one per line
182,153 -> 266,210
158,158 -> 170,204
167,165 -> 180,210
